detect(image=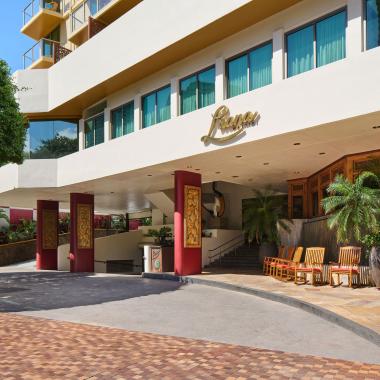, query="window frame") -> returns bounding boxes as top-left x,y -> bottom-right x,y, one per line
84,111 -> 104,149
364,0 -> 380,51
285,7 -> 347,78
110,100 -> 134,139
225,39 -> 273,99
141,84 -> 171,128
179,64 -> 216,115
